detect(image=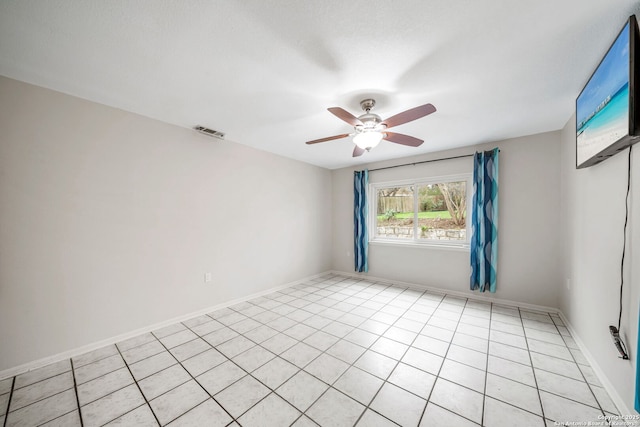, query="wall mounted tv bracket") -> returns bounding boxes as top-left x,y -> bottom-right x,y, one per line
609,325 -> 629,359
